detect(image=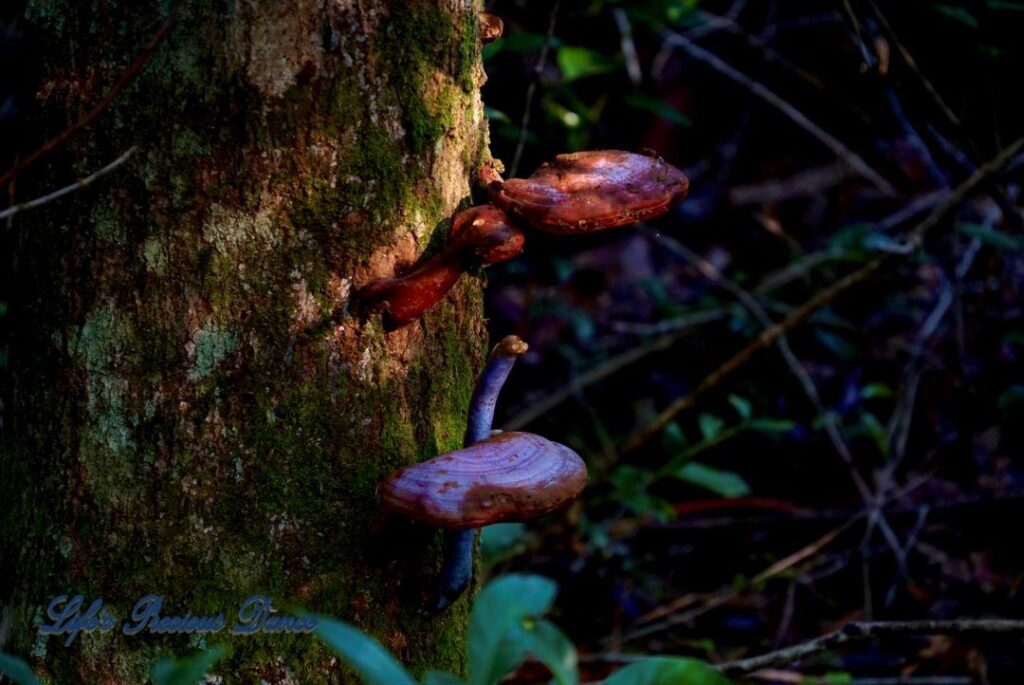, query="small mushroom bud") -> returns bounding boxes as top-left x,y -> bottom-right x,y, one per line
478,12 -> 504,44
379,431 -> 587,529
357,205 -> 524,330
487,150 -> 689,236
